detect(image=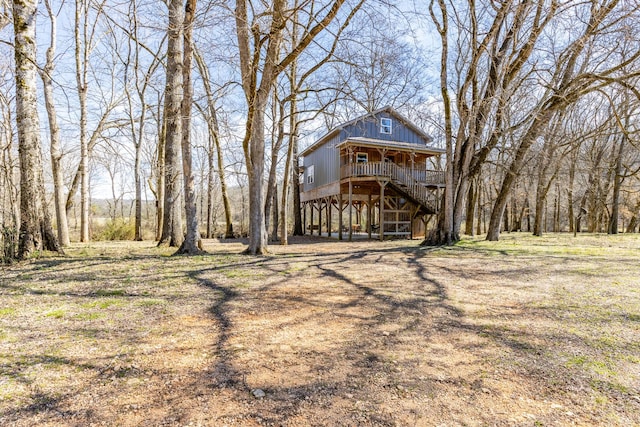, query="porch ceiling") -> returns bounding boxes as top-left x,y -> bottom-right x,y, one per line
337,137 -> 444,156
